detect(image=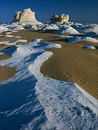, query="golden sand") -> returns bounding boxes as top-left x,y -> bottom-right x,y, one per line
0,45 -> 13,50
0,36 -> 18,42
0,53 -> 12,61
0,29 -> 98,99
41,41 -> 98,99
0,66 -> 17,82
0,33 -> 17,81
